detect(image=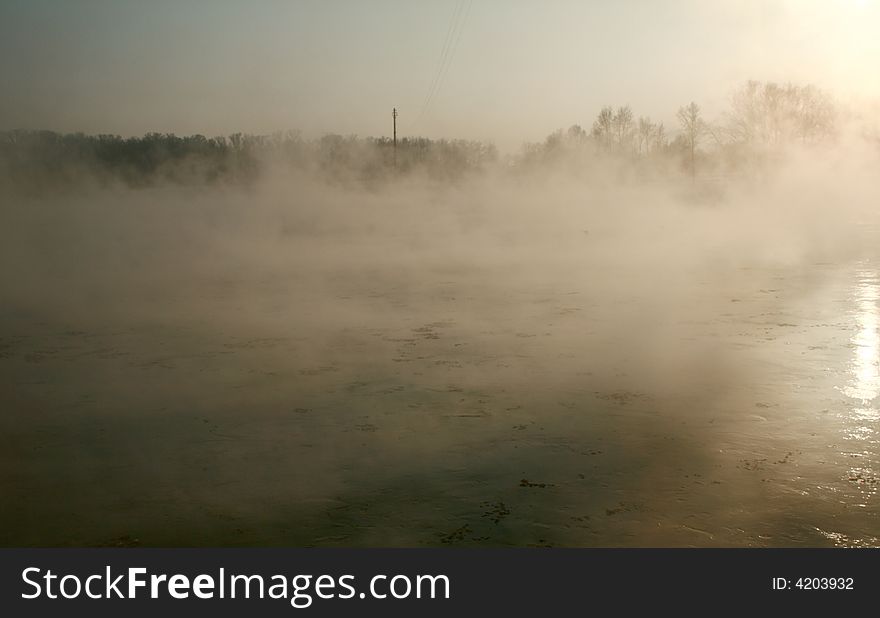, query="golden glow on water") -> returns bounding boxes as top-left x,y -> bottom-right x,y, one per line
842,269 -> 880,506
844,271 -> 880,403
